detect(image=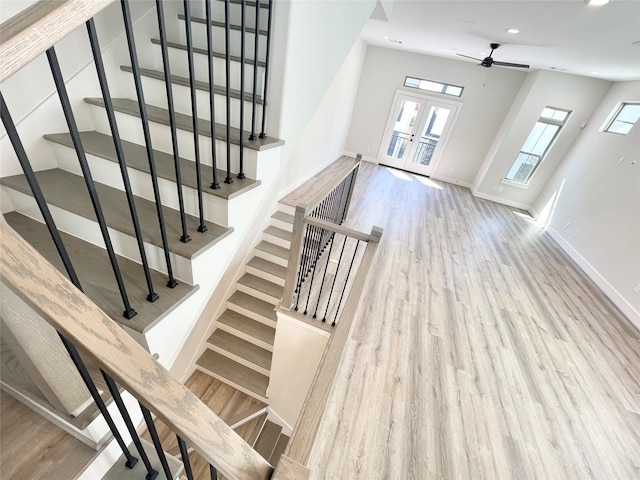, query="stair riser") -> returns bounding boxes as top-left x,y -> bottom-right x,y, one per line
206,344 -> 271,377
270,217 -> 293,232
157,44 -> 264,94
5,188 -> 195,283
188,1 -> 267,32
262,232 -> 290,249
86,102 -> 258,177
236,283 -> 280,305
245,265 -> 285,286
186,19 -> 268,60
134,73 -> 263,131
195,365 -> 268,403
227,302 -> 276,328
254,248 -> 288,267
217,322 -> 274,352
52,144 -> 233,228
